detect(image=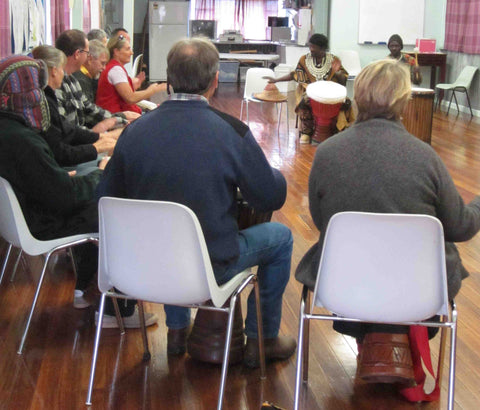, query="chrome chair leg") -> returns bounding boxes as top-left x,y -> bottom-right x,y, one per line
452,91 -> 460,114
447,302 -> 458,410
253,276 -> 266,379
465,90 -> 473,116
294,286 -> 308,410
286,102 -> 290,136
112,297 -> 125,335
68,248 -> 78,278
302,288 -> 311,382
277,103 -> 283,137
437,317 -> 447,388
10,248 -> 23,282
86,293 -> 107,405
18,251 -> 53,354
217,294 -> 238,410
138,301 -> 151,361
446,91 -> 455,115
0,243 -> 13,284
